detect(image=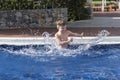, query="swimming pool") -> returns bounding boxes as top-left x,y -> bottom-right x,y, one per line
0,36 -> 120,80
